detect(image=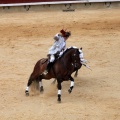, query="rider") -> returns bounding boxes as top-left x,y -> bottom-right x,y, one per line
43,29 -> 71,74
